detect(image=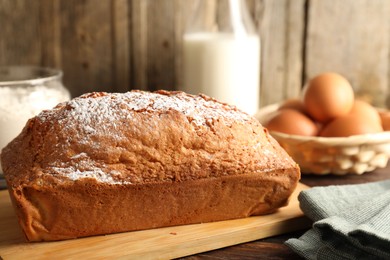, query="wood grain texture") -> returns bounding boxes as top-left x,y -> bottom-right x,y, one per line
130,0 -> 149,90
174,0 -> 198,89
183,241 -> 303,260
131,0 -> 178,91
0,0 -> 41,64
146,0 -> 176,91
59,0 -> 115,97
111,0 -> 131,93
259,0 -> 305,106
39,0 -> 62,68
1,0 -> 390,107
305,0 -> 390,107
